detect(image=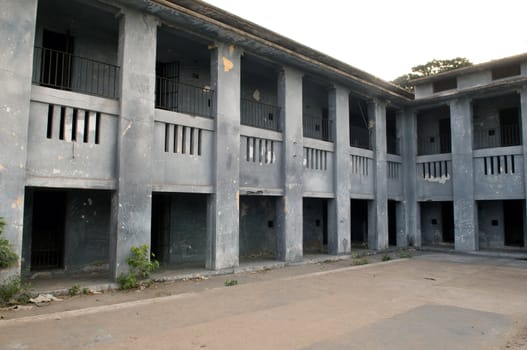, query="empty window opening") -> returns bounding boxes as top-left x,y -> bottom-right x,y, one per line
303,198 -> 328,254
349,97 -> 371,149
239,196 -> 277,261
350,199 -> 369,247
492,64 -> 521,80
151,193 -> 208,268
433,77 -> 457,93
